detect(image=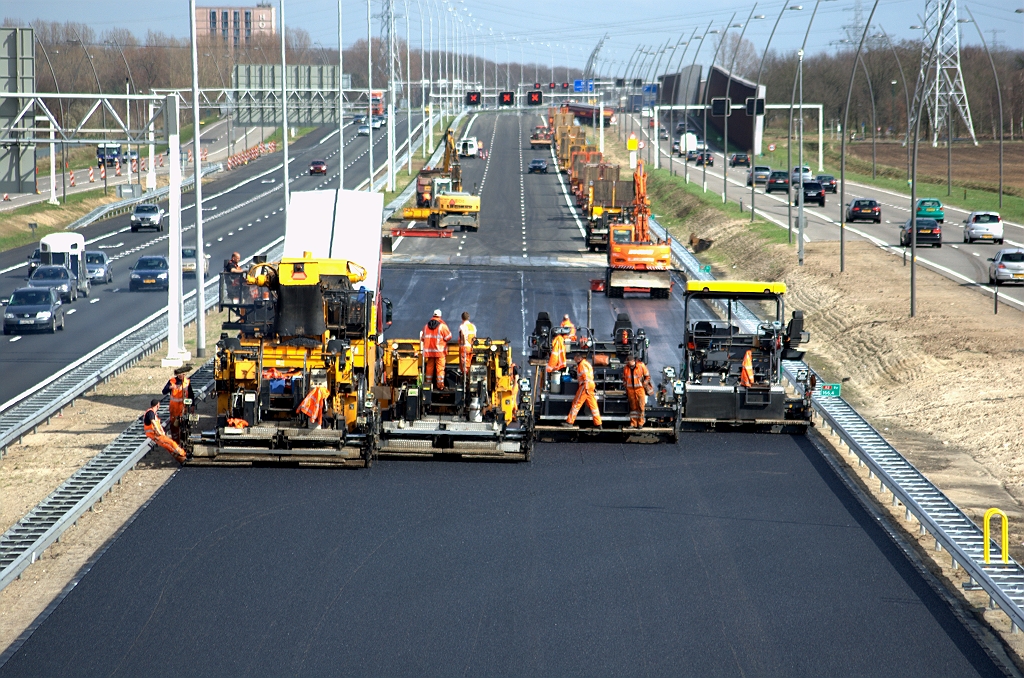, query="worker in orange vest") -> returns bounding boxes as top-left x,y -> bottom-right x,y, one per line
740,350 -> 755,387
563,353 -> 602,427
622,354 -> 653,428
458,311 -> 477,375
143,399 -> 186,463
561,314 -> 577,342
298,384 -> 330,428
546,330 -> 567,373
162,365 -> 194,441
421,309 -> 452,389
